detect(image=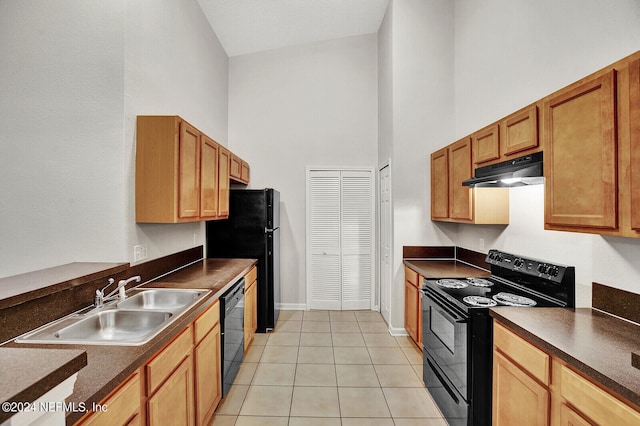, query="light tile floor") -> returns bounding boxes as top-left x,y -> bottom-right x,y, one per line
211,310 -> 447,425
